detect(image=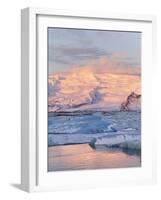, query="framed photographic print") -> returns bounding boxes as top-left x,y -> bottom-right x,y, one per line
21,8 -> 156,192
